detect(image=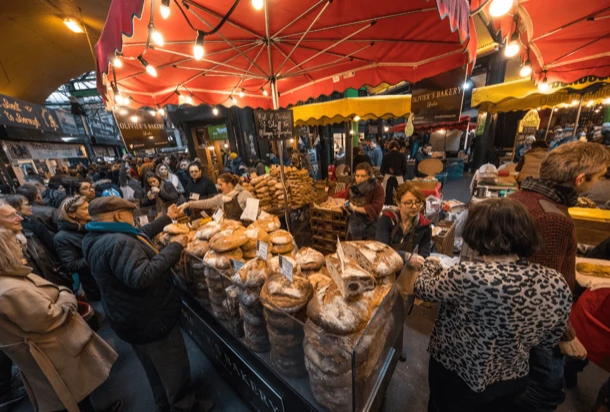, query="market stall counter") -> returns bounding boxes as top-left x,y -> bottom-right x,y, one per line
167,217 -> 404,412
